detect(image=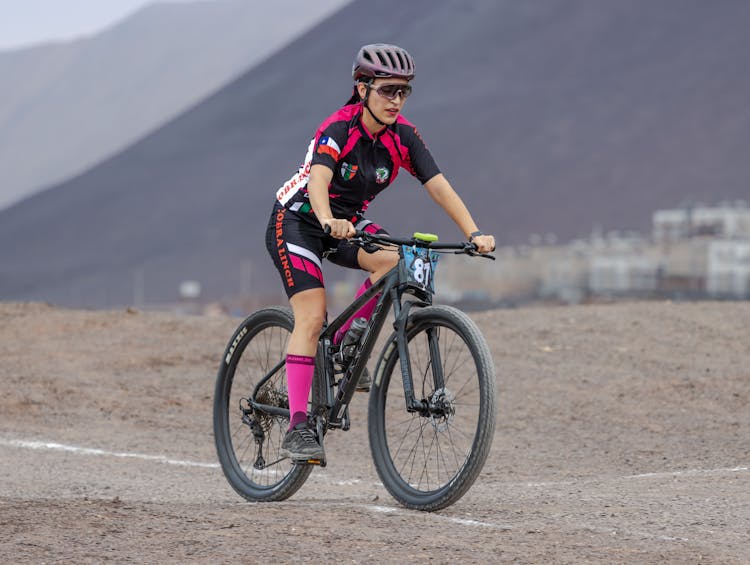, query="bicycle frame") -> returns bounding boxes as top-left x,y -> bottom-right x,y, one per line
248,233 -> 491,429
318,257 -> 433,428
248,259 -> 422,420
